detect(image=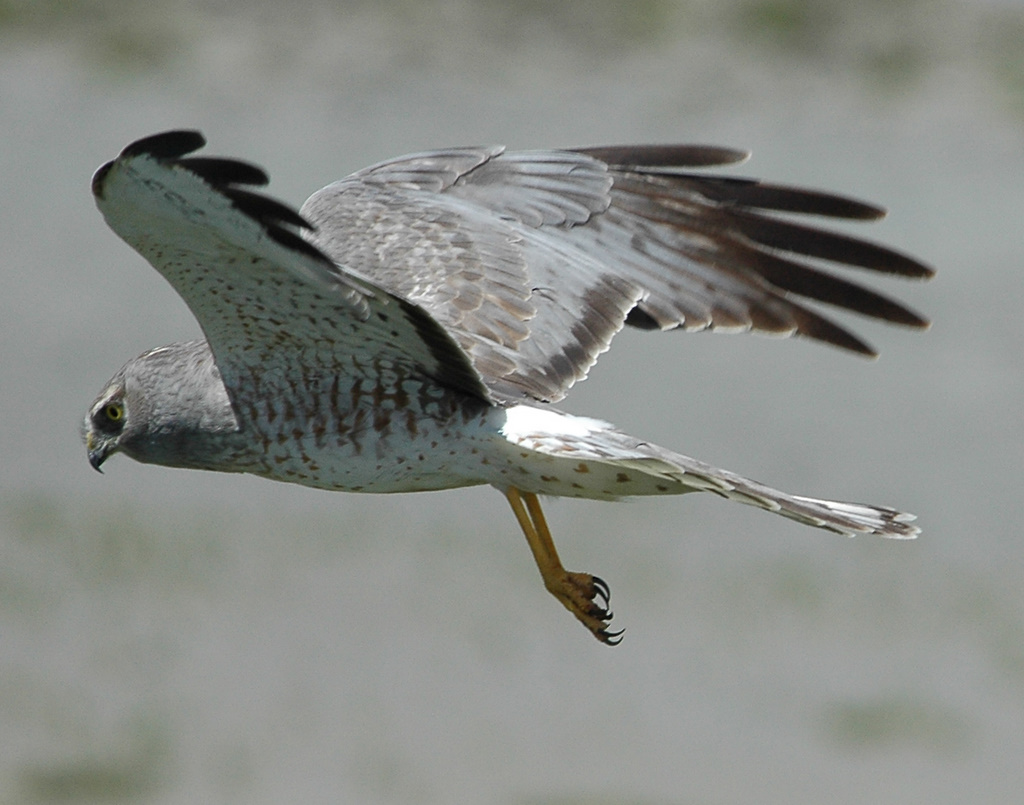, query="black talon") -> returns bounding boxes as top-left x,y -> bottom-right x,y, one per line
599,627 -> 625,646
592,575 -> 612,605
